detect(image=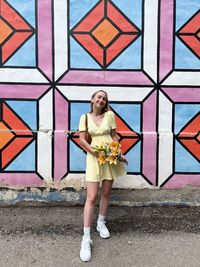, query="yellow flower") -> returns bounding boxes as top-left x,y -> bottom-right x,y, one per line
109,141 -> 119,149
97,154 -> 107,165
106,155 -> 117,165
